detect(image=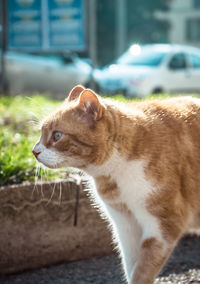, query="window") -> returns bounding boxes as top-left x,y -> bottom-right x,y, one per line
117,50 -> 167,67
193,0 -> 200,8
186,19 -> 200,41
168,53 -> 187,70
189,53 -> 200,68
